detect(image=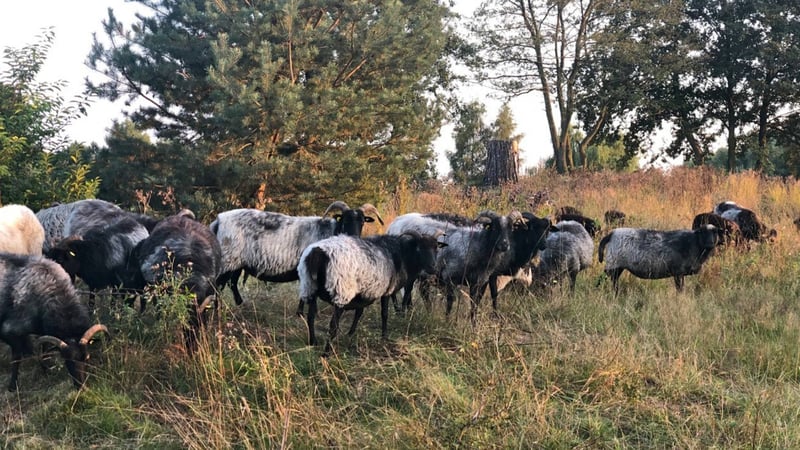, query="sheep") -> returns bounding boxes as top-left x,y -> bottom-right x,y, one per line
45,215 -> 149,292
533,220 -> 594,292
0,204 -> 45,256
554,211 -> 600,237
387,210 -> 515,321
0,253 -> 109,390
296,231 -> 444,353
36,199 -> 121,253
131,214 -> 222,348
598,225 -> 721,292
691,212 -> 743,247
713,201 -> 776,242
211,201 -> 384,306
604,209 -> 626,228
